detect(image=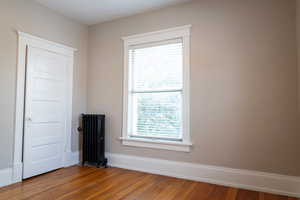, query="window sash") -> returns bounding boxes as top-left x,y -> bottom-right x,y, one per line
129,40 -> 183,92
128,90 -> 183,140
